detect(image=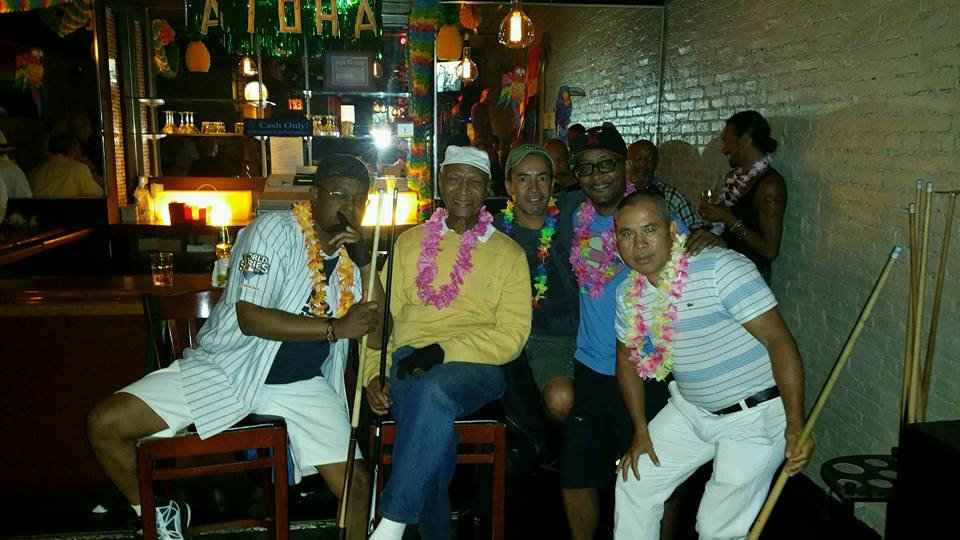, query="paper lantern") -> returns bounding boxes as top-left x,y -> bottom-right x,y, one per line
459,4 -> 479,31
436,24 -> 463,61
185,41 -> 211,72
